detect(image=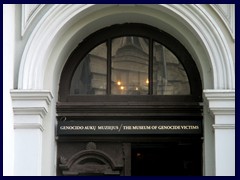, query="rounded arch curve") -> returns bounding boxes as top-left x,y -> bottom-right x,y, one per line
59,23 -> 202,101
18,4 -> 234,92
